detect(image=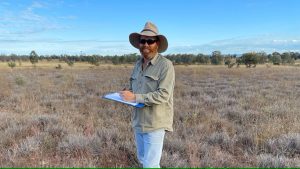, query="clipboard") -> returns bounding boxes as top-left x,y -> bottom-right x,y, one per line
102,92 -> 145,108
